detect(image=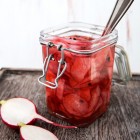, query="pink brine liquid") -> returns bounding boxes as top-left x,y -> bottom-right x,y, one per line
42,35 -> 115,127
